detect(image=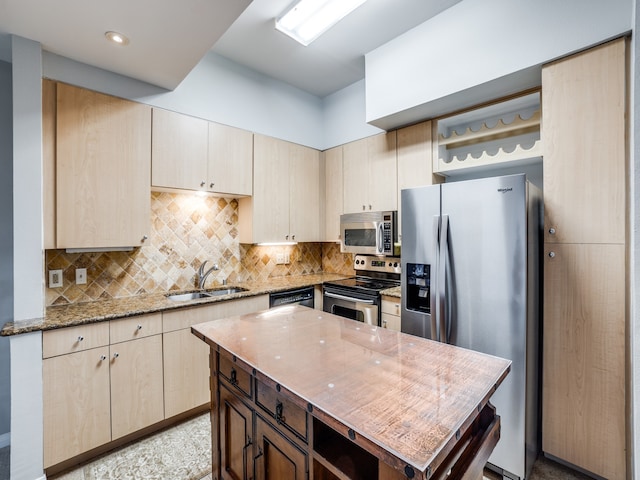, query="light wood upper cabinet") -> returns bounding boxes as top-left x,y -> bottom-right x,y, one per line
239,134 -> 320,244
542,243 -> 625,479
151,108 -> 253,196
323,146 -> 343,242
343,132 -> 397,214
396,121 -> 439,236
151,108 -> 209,191
208,122 -> 253,196
55,83 -> 151,249
43,79 -> 57,250
542,39 -> 626,244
